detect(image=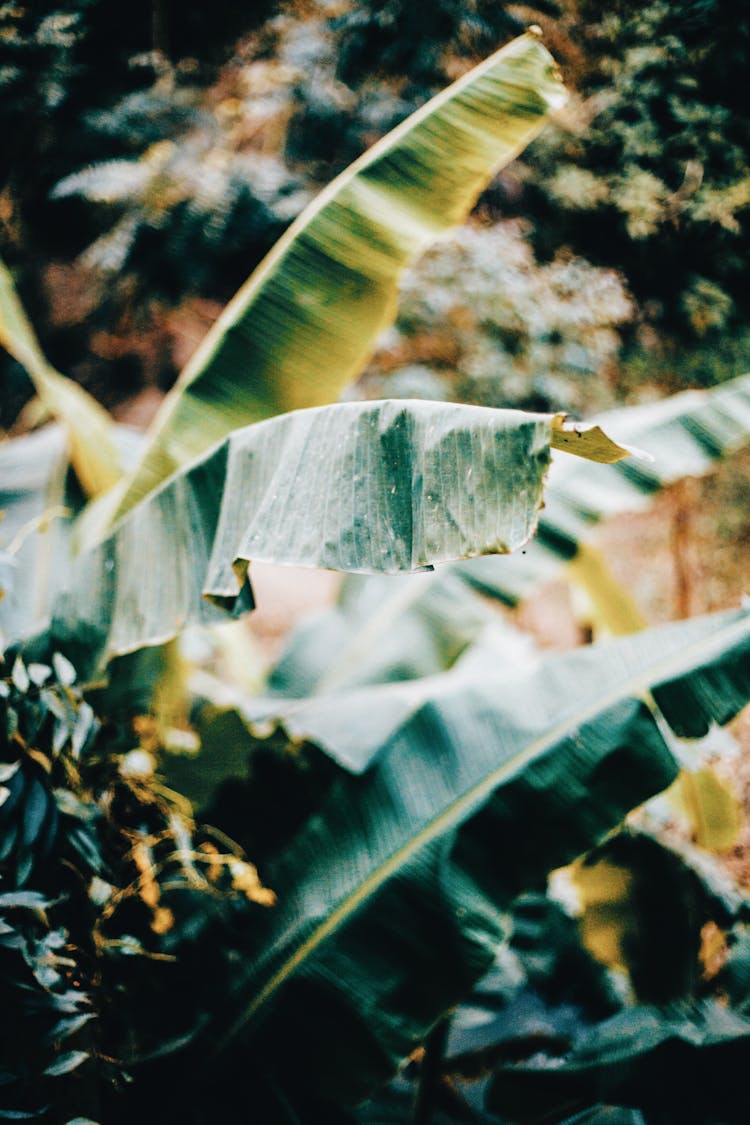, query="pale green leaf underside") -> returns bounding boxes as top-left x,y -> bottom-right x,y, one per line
0,427 -> 72,646
215,606 -> 750,1090
37,399 -> 557,673
244,598 -> 750,774
110,31 -> 566,522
